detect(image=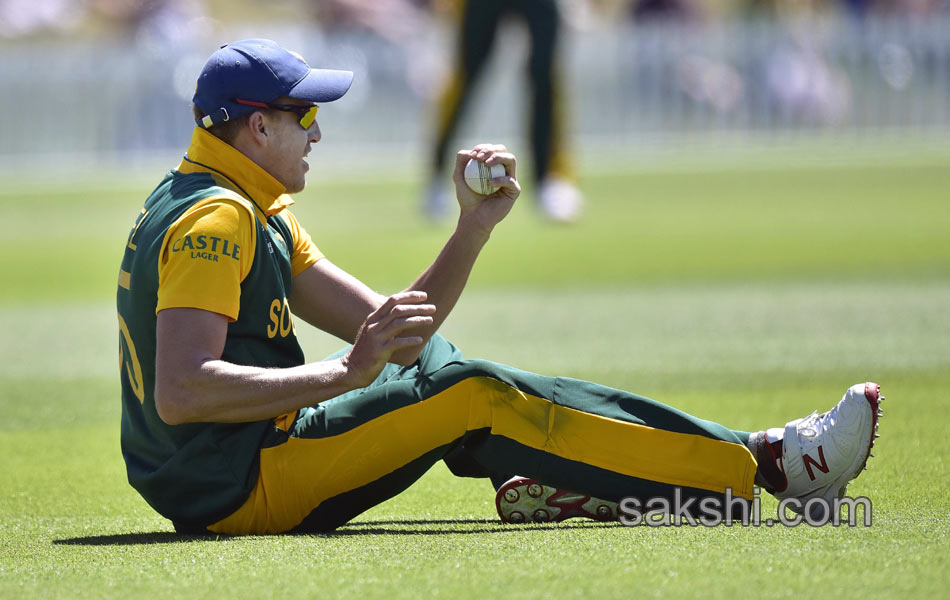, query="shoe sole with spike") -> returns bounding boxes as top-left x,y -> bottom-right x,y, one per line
496,477 -> 617,524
